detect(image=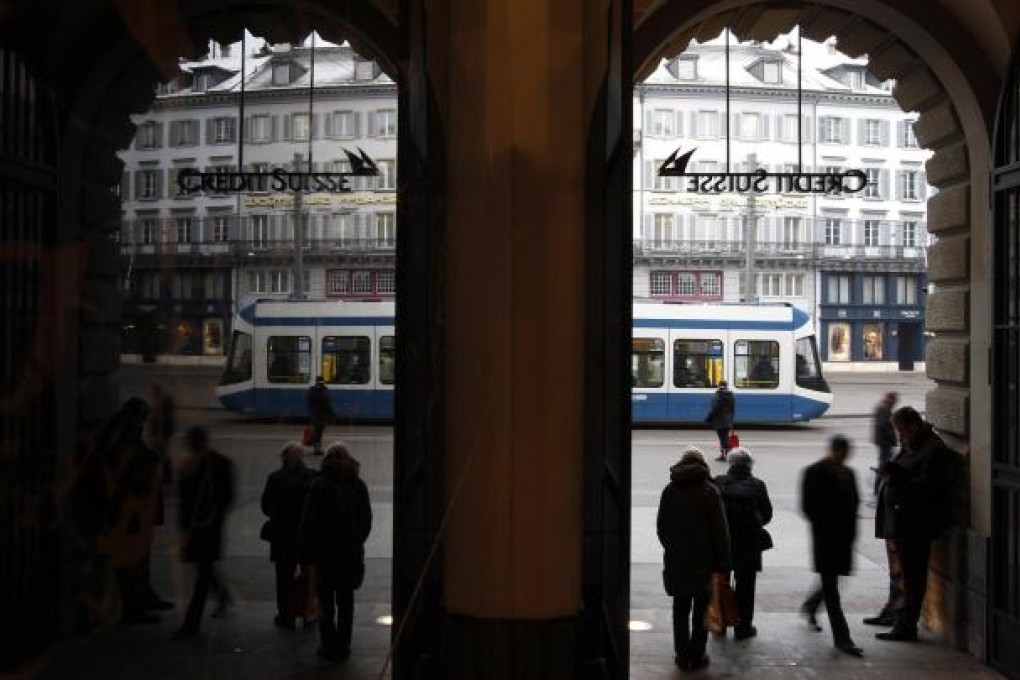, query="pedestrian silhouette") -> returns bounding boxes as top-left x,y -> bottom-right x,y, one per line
307,376 -> 334,456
